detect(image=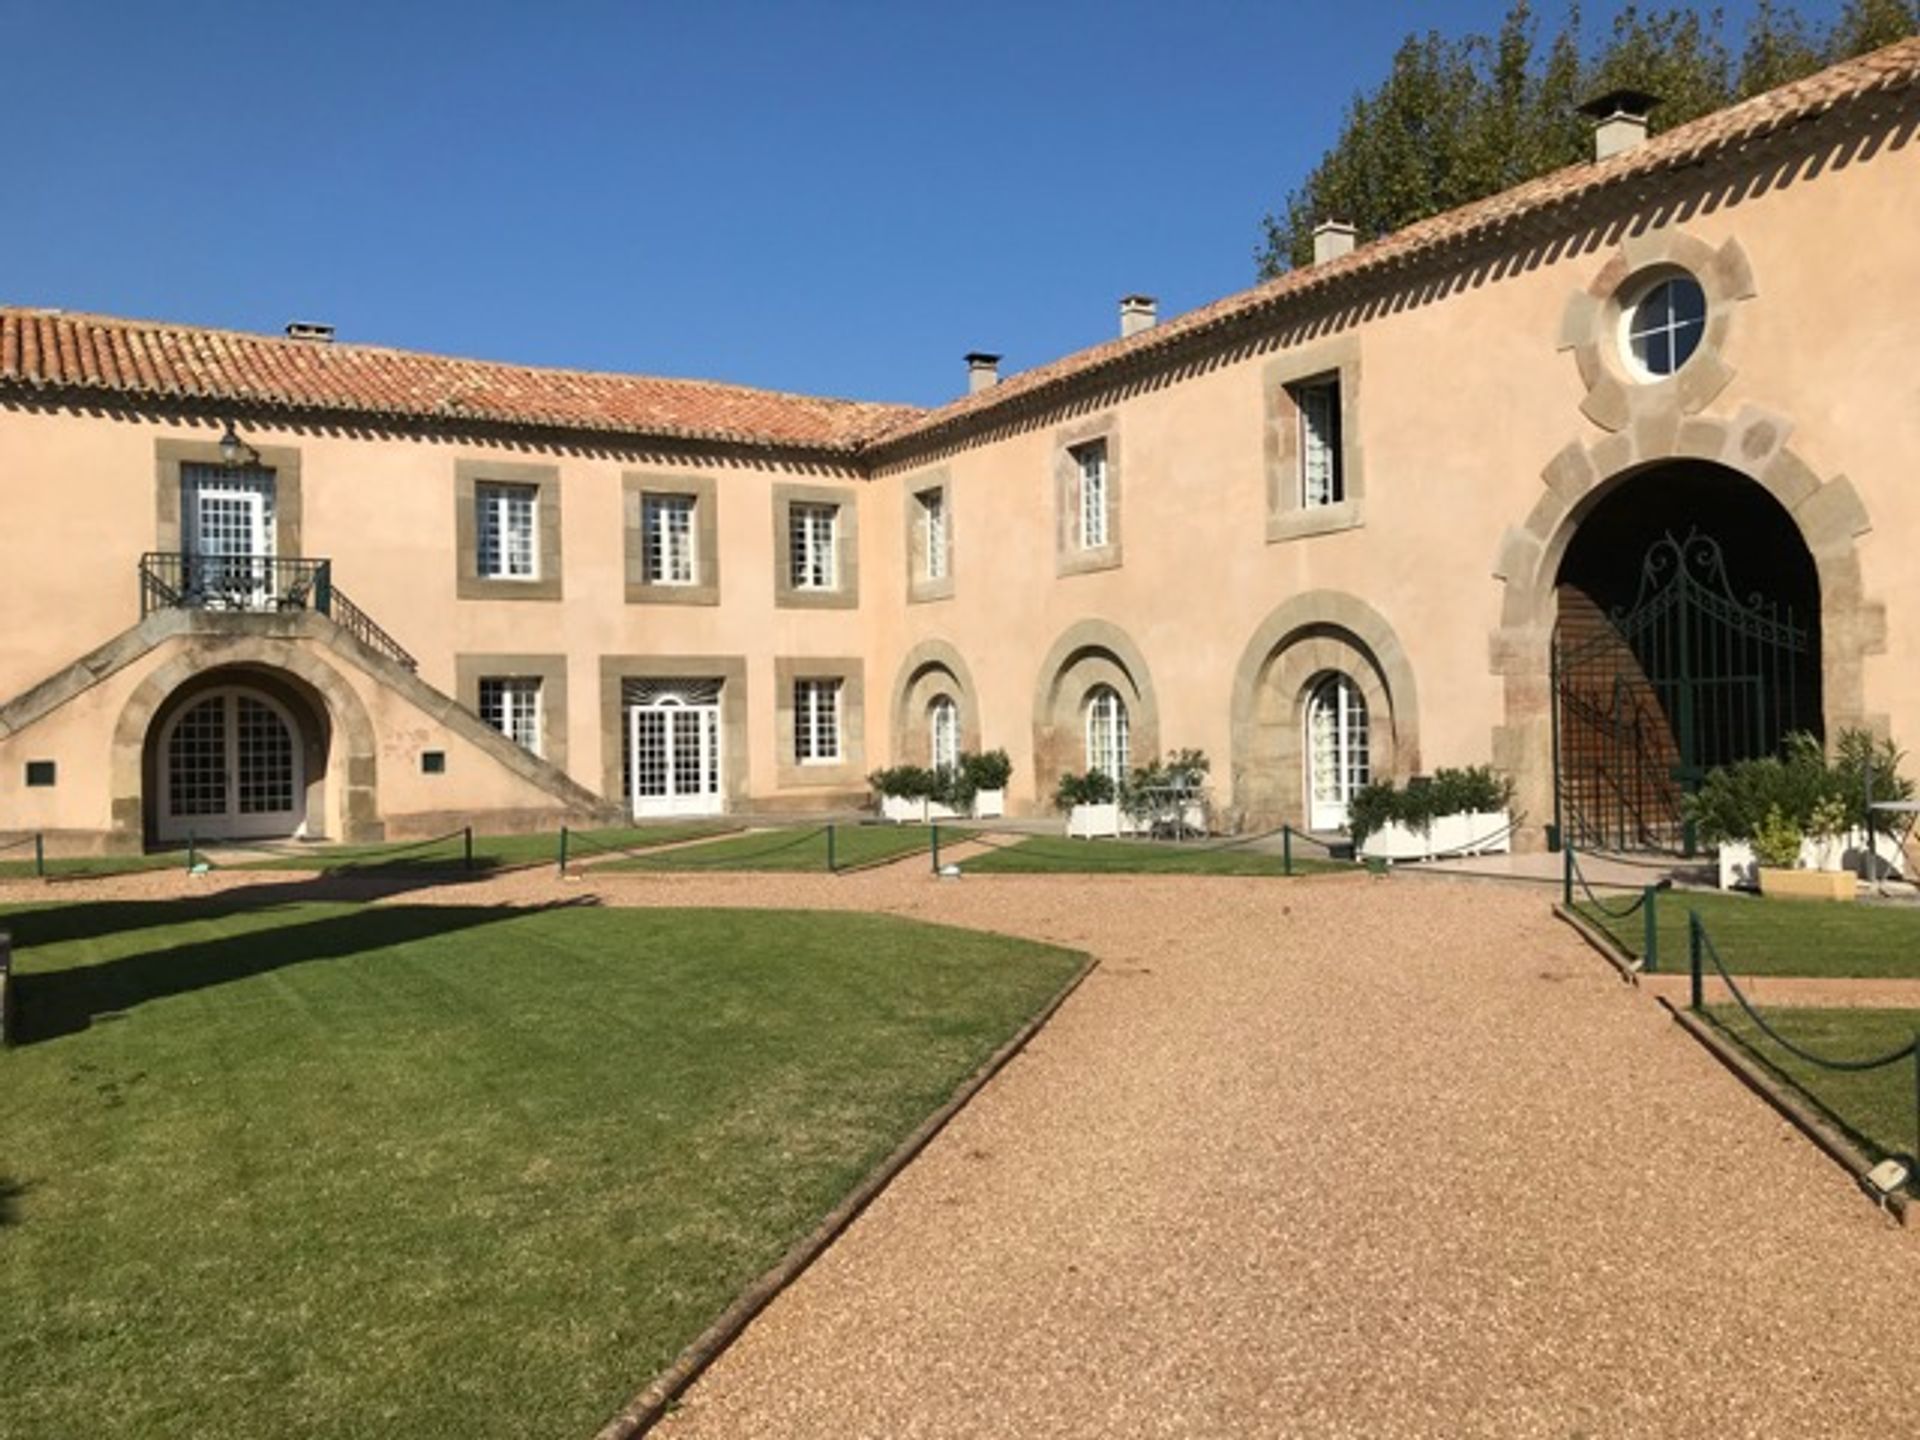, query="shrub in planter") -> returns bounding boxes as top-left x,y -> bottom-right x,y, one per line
1688,729 -> 1913,845
868,765 -> 936,802
1053,769 -> 1117,810
963,749 -> 1013,794
1750,804 -> 1804,870
1347,766 -> 1513,847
